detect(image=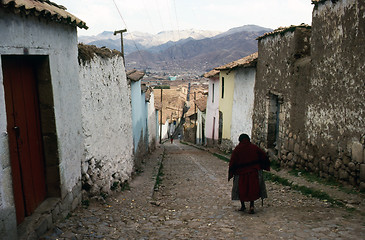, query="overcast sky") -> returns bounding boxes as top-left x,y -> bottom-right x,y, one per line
56,0 -> 313,36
